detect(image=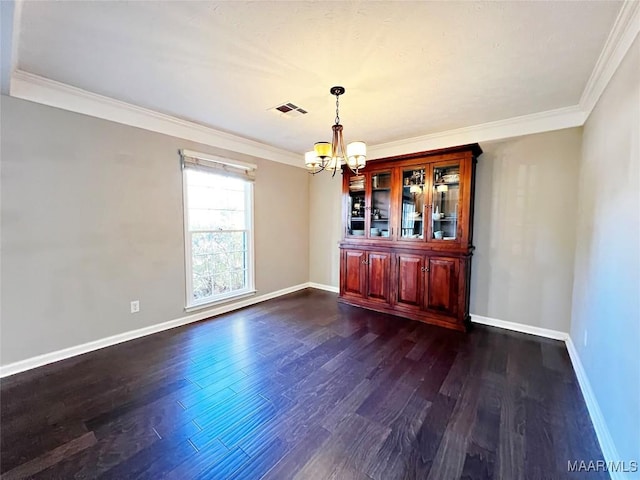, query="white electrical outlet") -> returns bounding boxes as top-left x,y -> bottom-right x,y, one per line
584,330 -> 588,347
130,300 -> 140,313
